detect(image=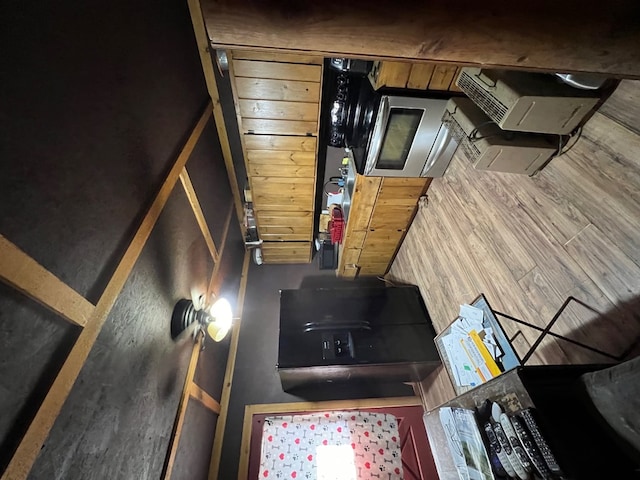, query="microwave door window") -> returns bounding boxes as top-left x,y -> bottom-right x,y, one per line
376,108 -> 423,170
